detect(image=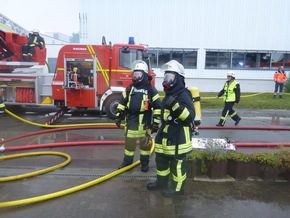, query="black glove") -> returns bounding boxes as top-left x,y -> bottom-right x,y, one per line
151,115 -> 160,134
115,117 -> 121,128
194,120 -> 201,126
115,110 -> 123,128
164,95 -> 178,109
151,123 -> 159,134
